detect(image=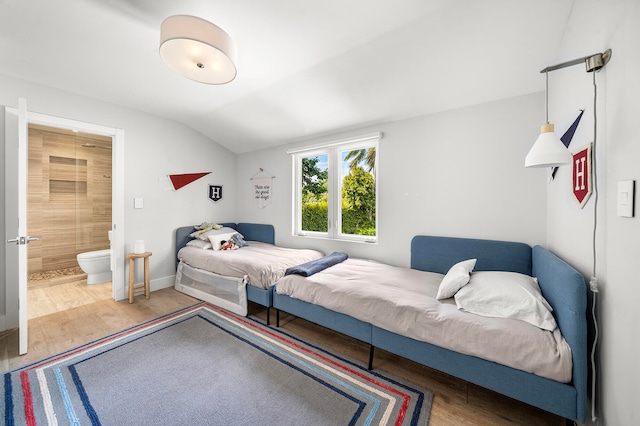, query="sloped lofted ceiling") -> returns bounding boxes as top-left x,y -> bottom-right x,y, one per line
0,0 -> 613,154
